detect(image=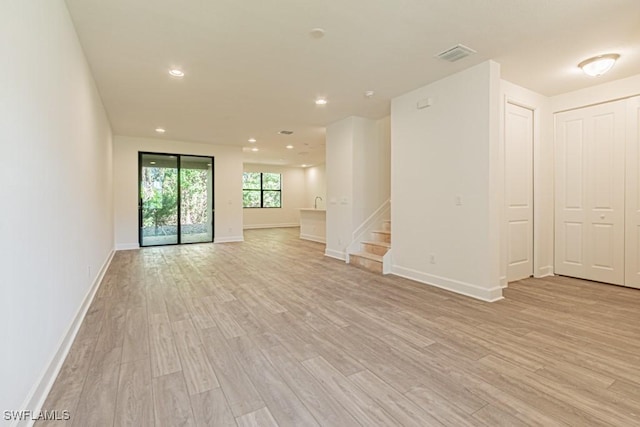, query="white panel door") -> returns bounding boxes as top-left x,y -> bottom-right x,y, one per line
625,96 -> 640,289
555,100 -> 625,285
506,103 -> 533,282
